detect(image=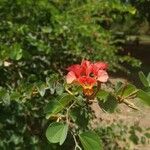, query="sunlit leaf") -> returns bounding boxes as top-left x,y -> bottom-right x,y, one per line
42,27 -> 52,33
44,94 -> 74,116
139,71 -> 149,87
137,90 -> 150,106
79,131 -> 103,150
10,92 -> 21,101
10,44 -> 22,60
36,82 -> 46,97
56,83 -> 64,95
147,73 -> 150,84
46,122 -> 68,145
116,84 -> 137,98
97,90 -> 110,102
0,88 -> 10,105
